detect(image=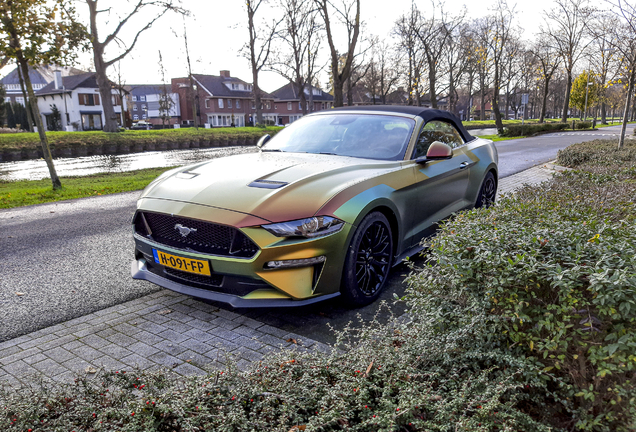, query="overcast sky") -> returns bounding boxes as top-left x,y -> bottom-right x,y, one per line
1,0 -> 558,92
